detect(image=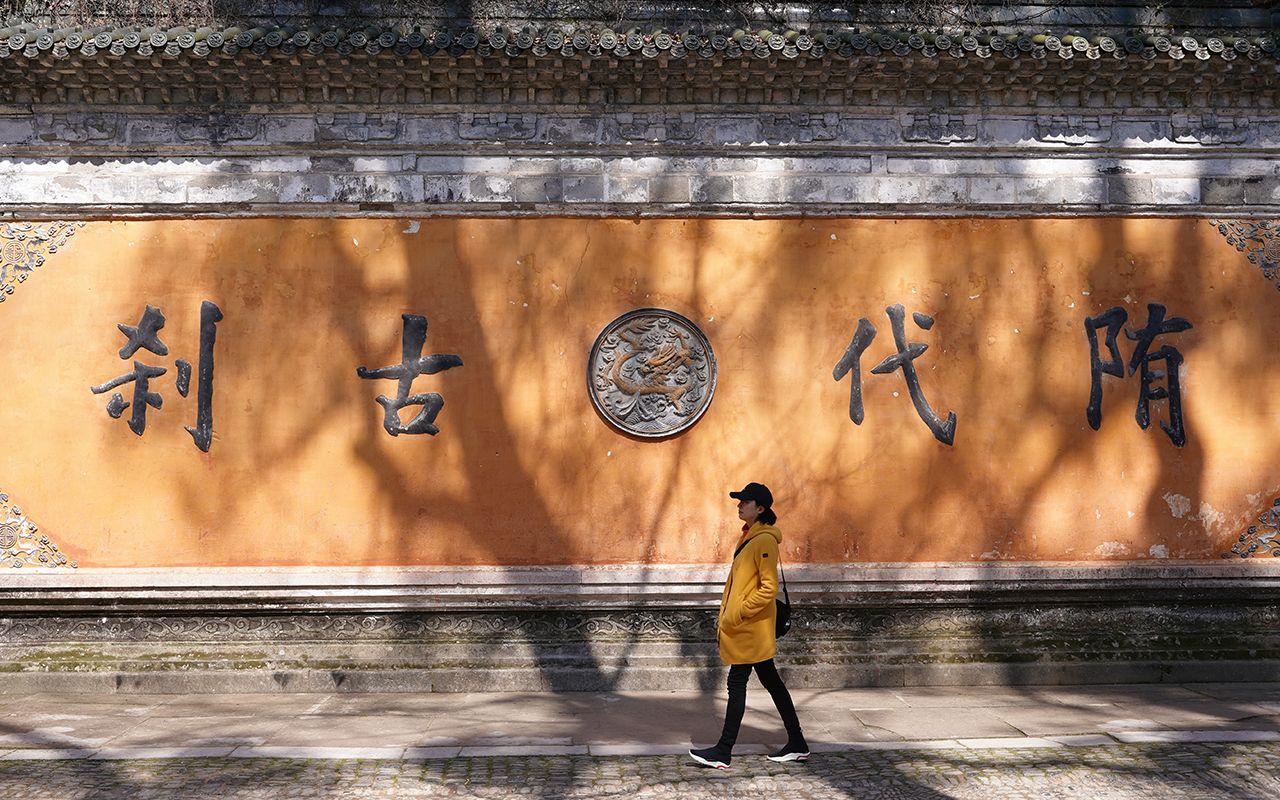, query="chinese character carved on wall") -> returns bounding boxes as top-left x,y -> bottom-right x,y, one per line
356,313 -> 463,437
1085,303 -> 1192,447
90,301 -> 223,452
833,304 -> 957,445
